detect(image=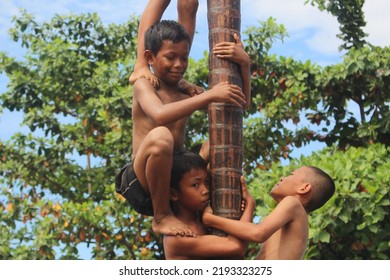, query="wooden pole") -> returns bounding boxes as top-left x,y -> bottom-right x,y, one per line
207,0 -> 242,236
